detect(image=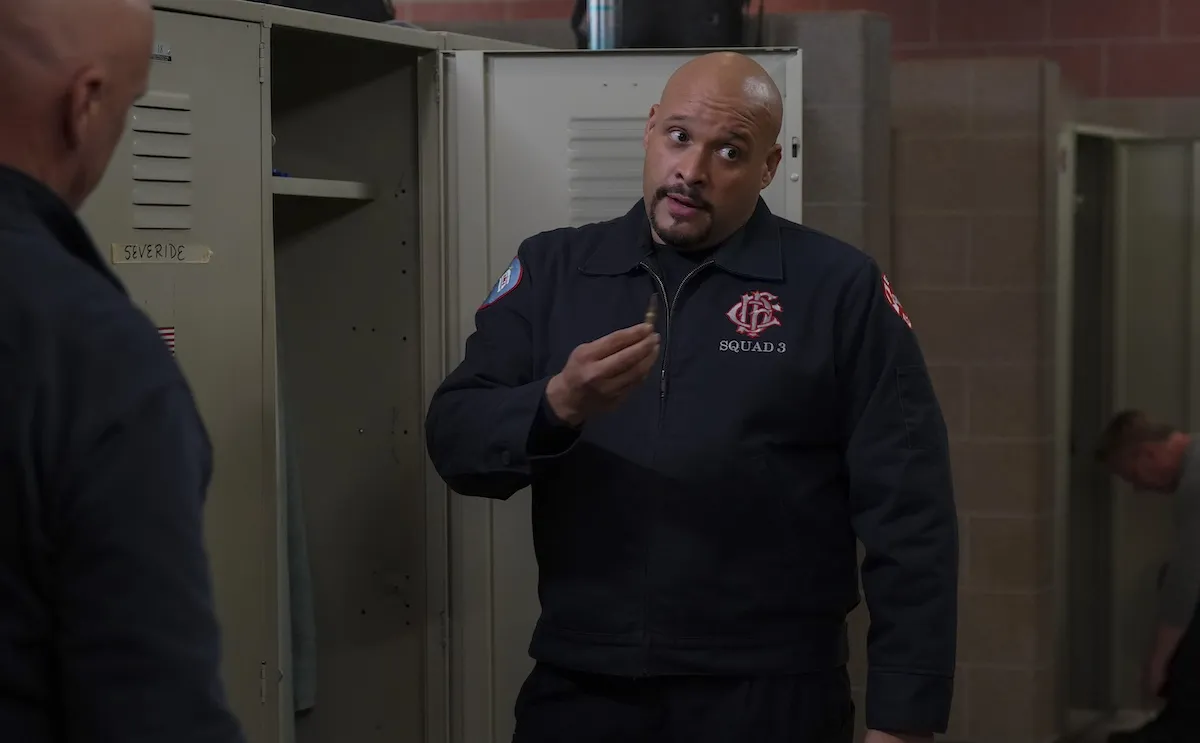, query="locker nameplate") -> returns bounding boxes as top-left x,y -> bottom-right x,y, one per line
110,242 -> 212,264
